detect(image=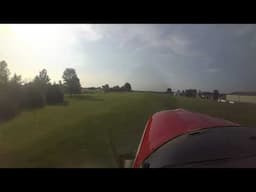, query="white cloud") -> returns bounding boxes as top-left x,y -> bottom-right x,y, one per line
72,24 -> 103,42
